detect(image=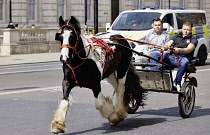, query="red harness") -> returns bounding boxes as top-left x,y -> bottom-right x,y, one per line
58,24 -> 113,86
87,37 -> 114,73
